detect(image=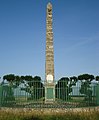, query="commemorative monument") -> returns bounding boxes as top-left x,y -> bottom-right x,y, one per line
45,3 -> 55,103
